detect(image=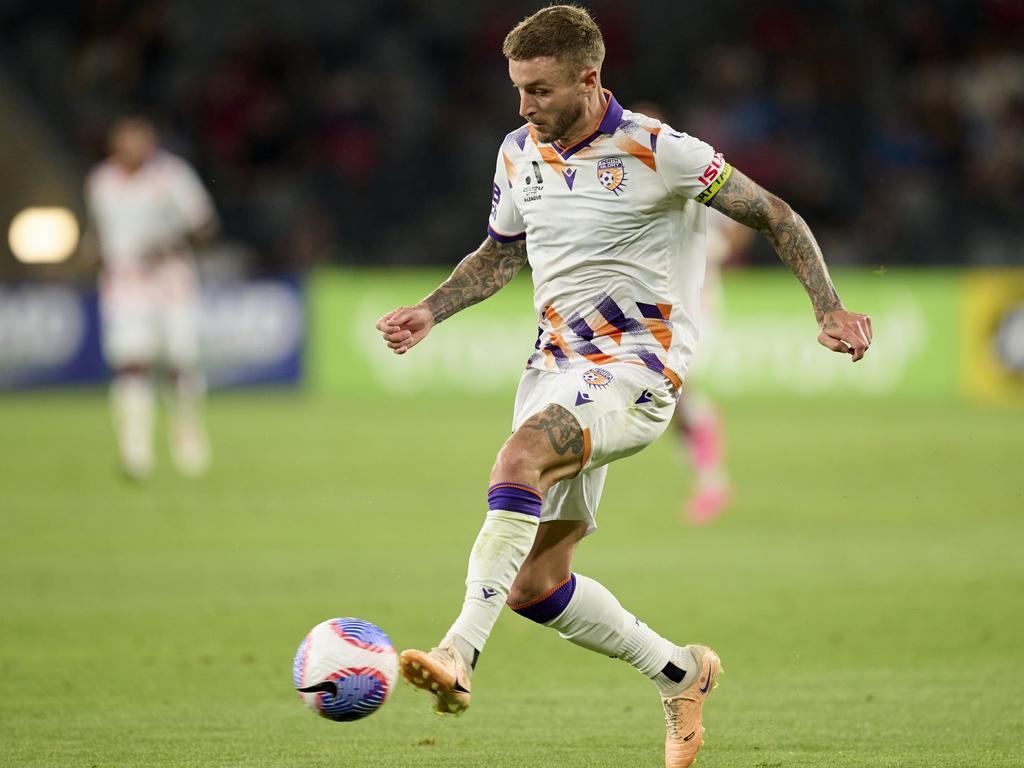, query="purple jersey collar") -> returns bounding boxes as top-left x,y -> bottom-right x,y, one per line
551,89 -> 623,160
